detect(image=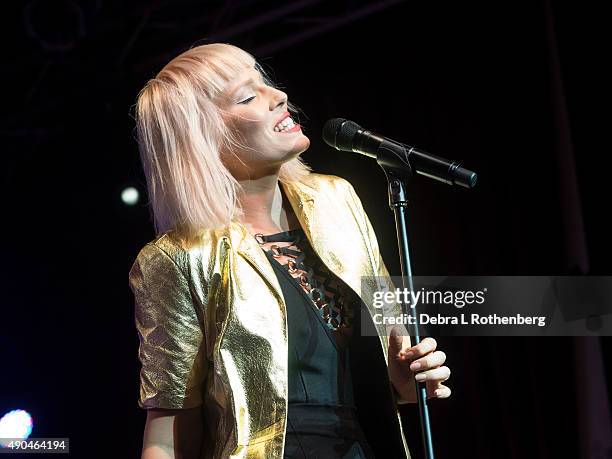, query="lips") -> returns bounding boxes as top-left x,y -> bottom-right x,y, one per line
273,111 -> 291,130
